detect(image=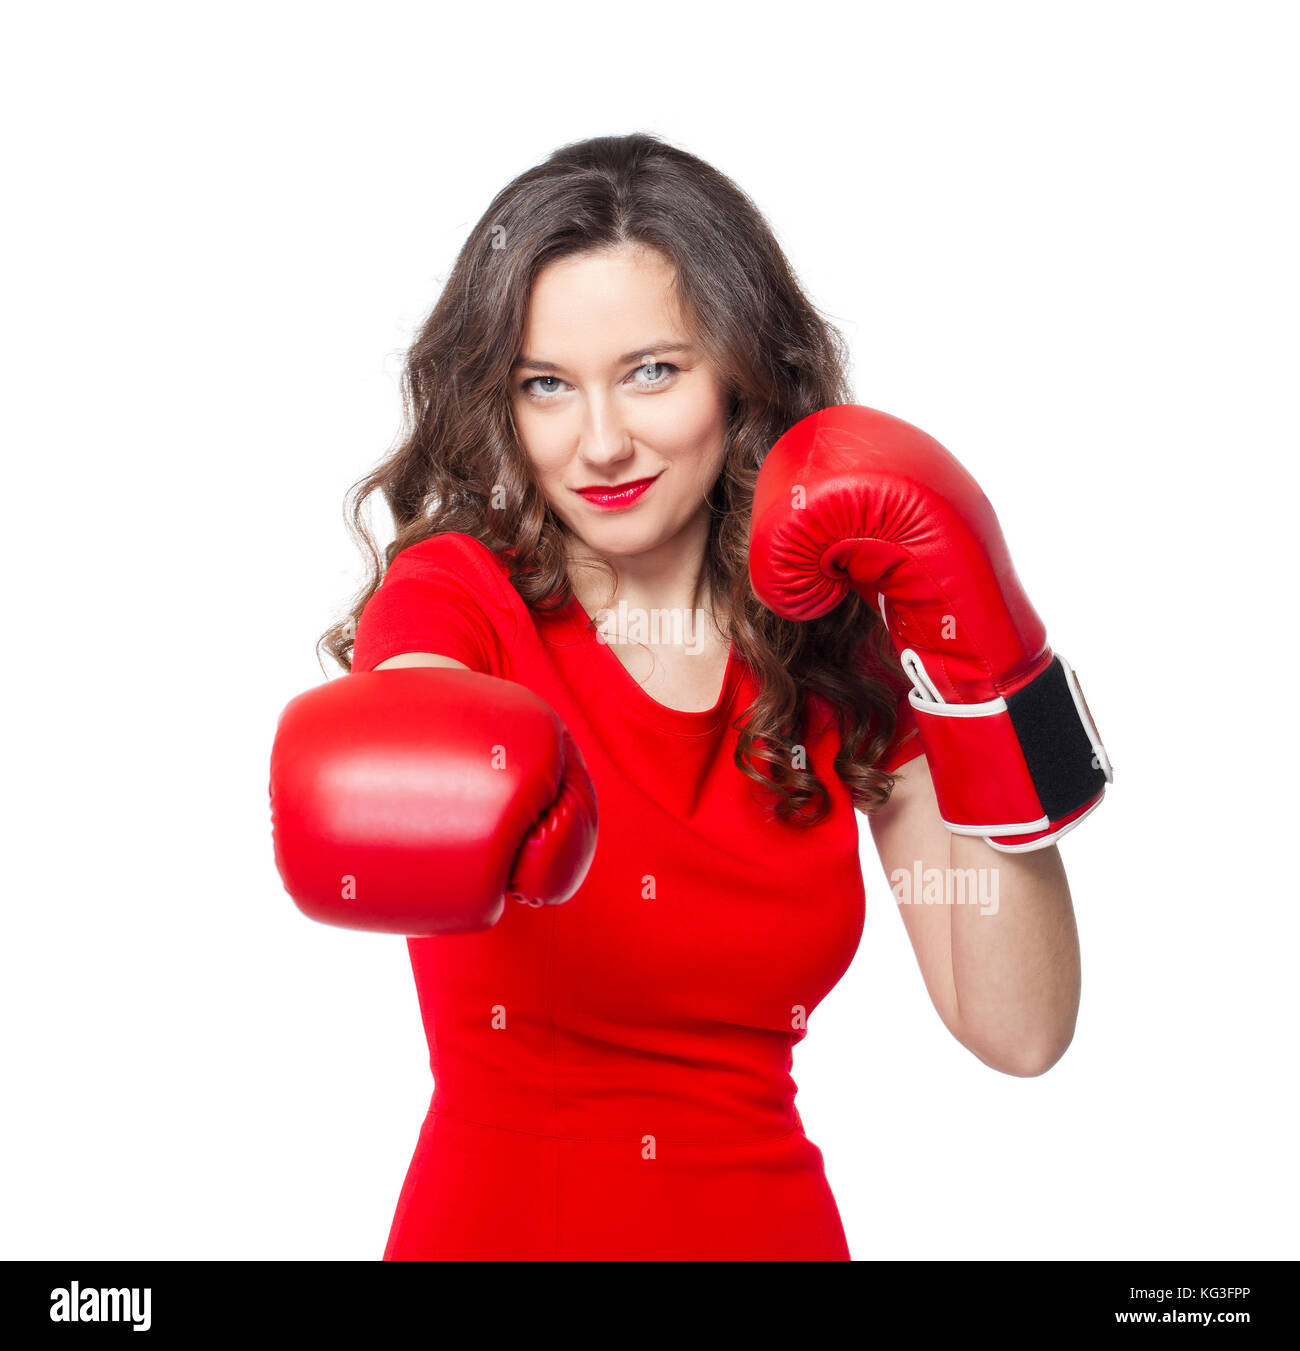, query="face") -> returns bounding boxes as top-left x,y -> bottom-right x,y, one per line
509,244 -> 730,561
